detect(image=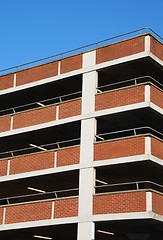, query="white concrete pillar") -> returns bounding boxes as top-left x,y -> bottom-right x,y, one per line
78,222 -> 95,240
77,50 -> 97,240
